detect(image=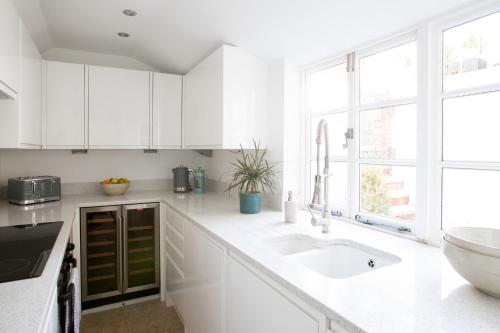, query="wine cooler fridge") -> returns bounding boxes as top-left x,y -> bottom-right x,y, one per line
80,203 -> 159,308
